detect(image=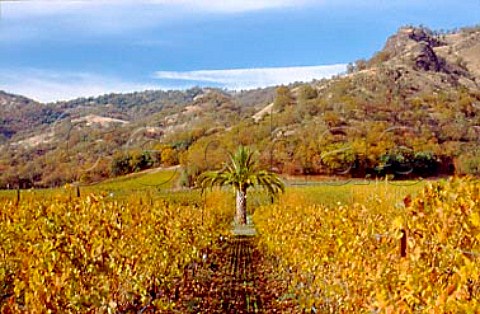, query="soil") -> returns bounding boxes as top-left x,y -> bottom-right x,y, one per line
141,235 -> 297,313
